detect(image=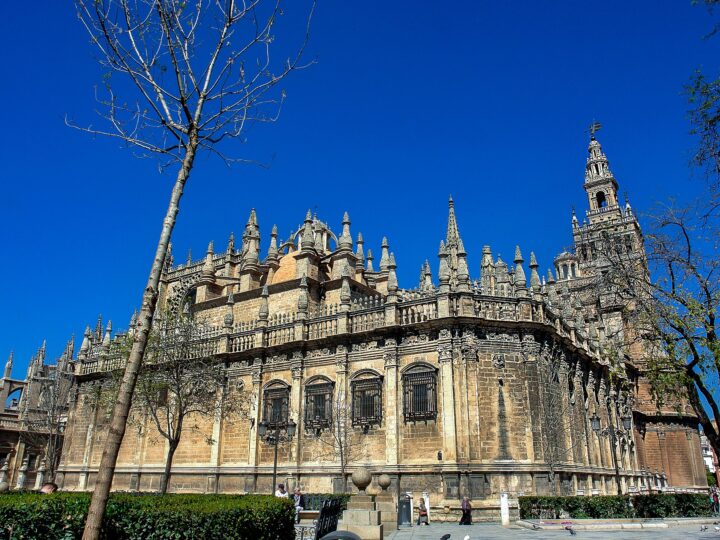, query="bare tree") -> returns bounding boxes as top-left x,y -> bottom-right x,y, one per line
534,342 -> 589,494
314,391 -> 366,492
71,1 -> 315,536
129,313 -> 248,494
597,200 -> 720,460
19,346 -> 74,482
